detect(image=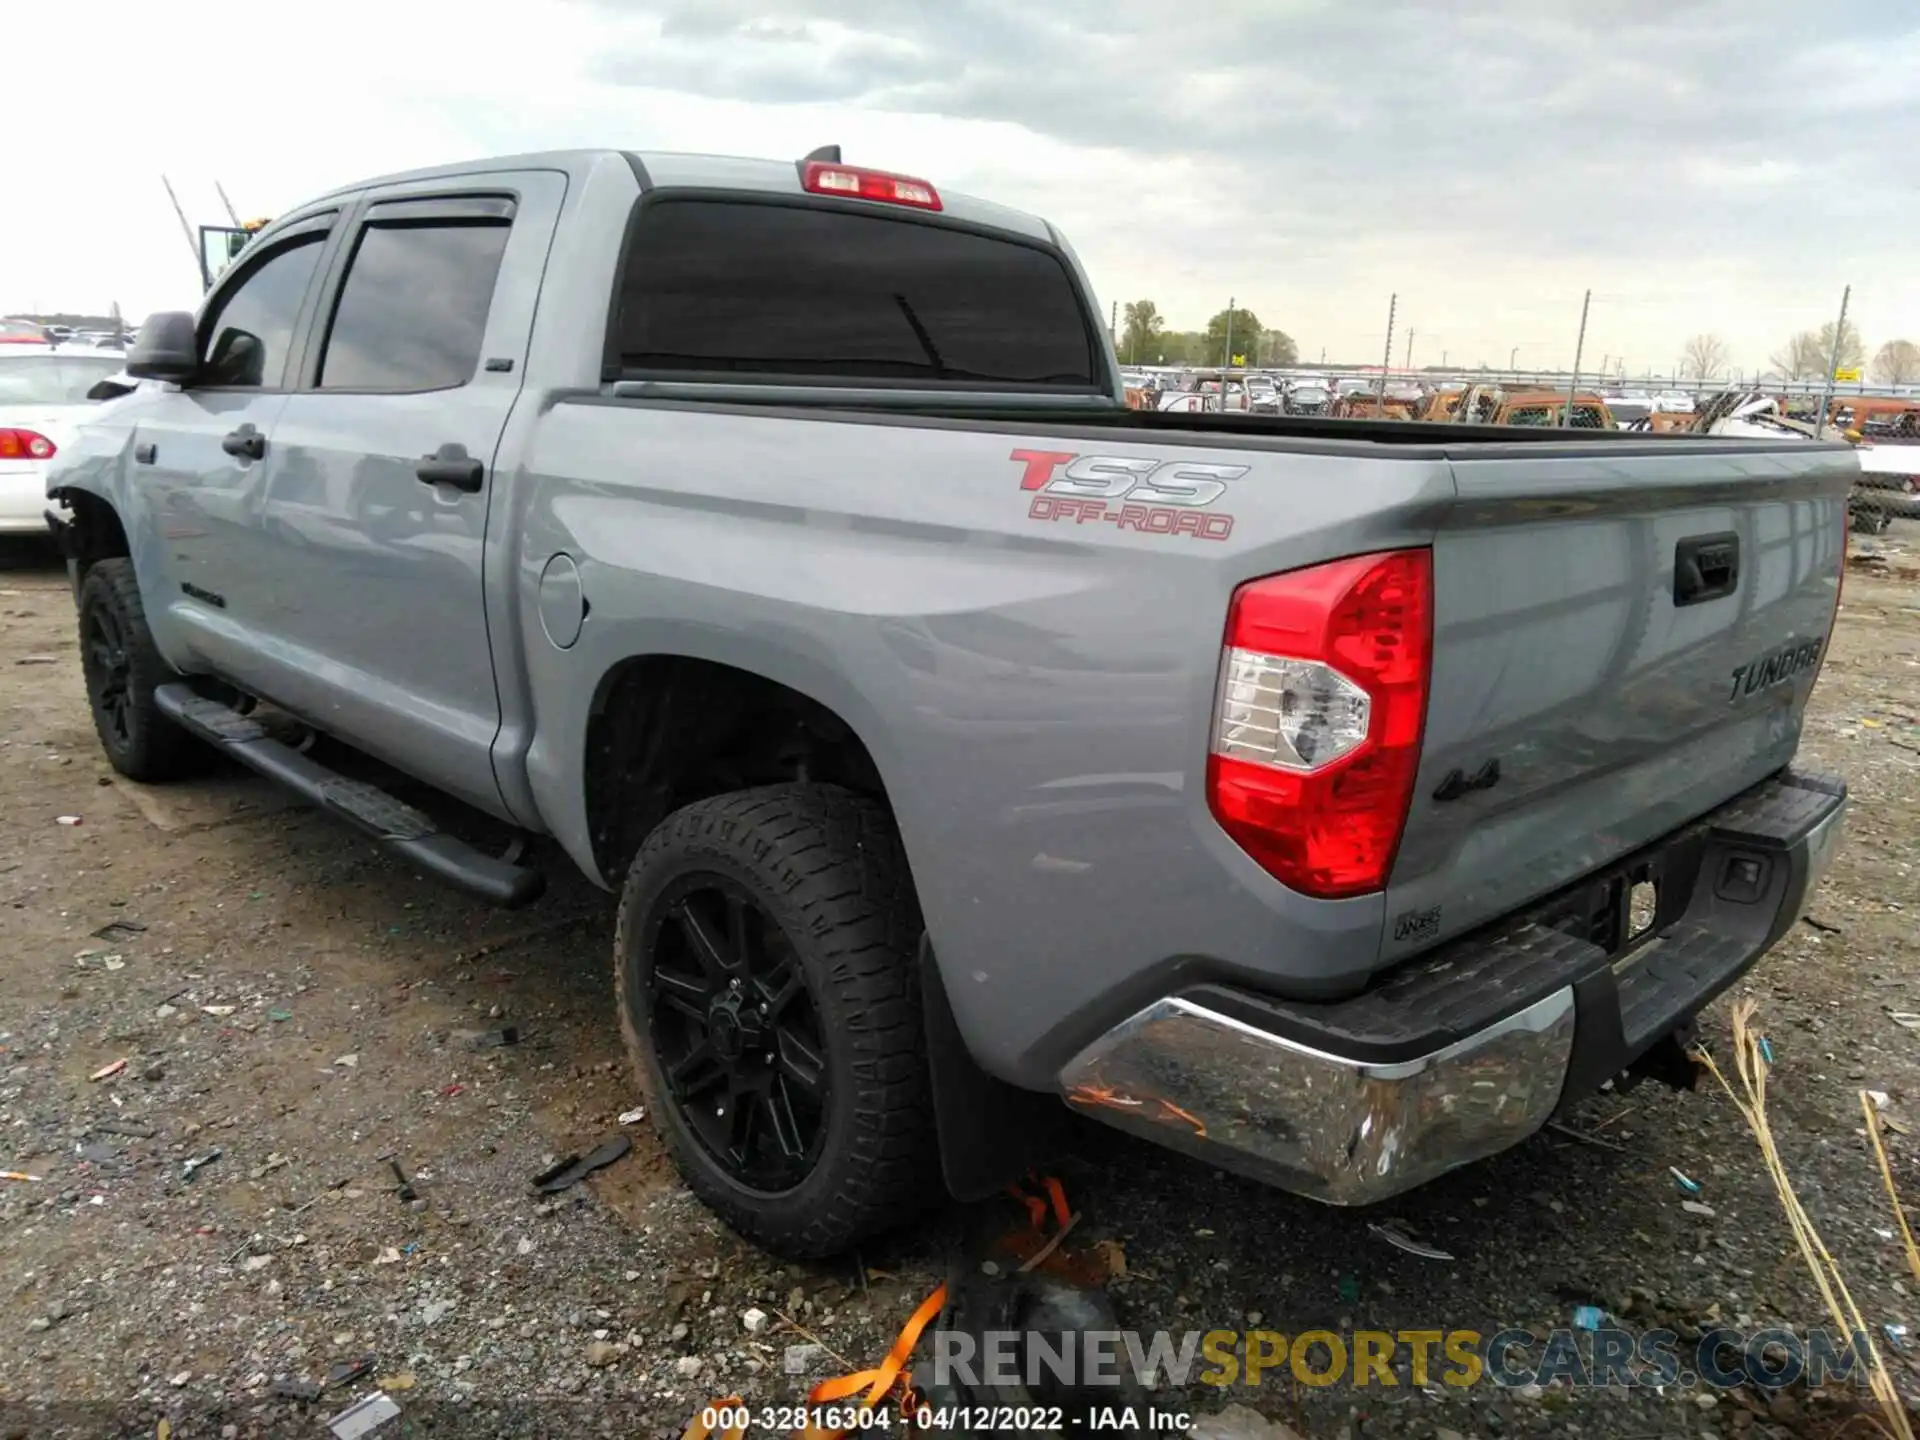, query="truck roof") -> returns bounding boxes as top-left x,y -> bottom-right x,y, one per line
306,148 -> 1058,244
